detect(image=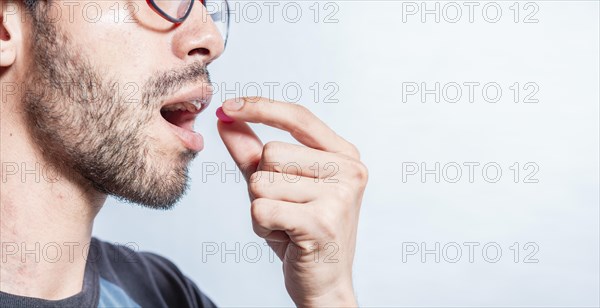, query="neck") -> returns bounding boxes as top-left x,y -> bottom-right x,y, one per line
0,121 -> 106,300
